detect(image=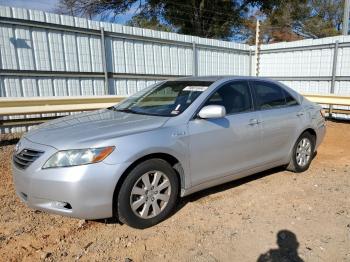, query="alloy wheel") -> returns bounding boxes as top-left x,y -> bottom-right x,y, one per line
130,171 -> 171,219
296,138 -> 312,167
